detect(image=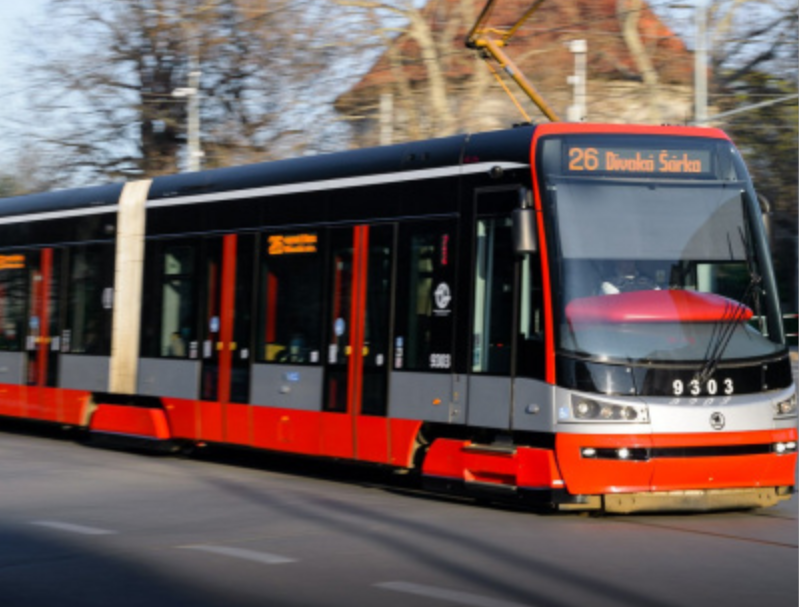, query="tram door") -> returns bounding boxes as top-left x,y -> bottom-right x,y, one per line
200,235 -> 254,438
0,248 -> 59,418
322,225 -> 394,461
469,188 -> 545,430
25,248 -> 61,418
